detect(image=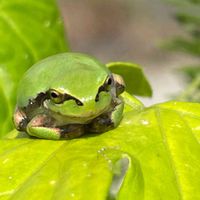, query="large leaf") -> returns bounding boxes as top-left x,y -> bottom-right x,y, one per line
0,0 -> 69,136
0,93 -> 200,199
107,62 -> 152,97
